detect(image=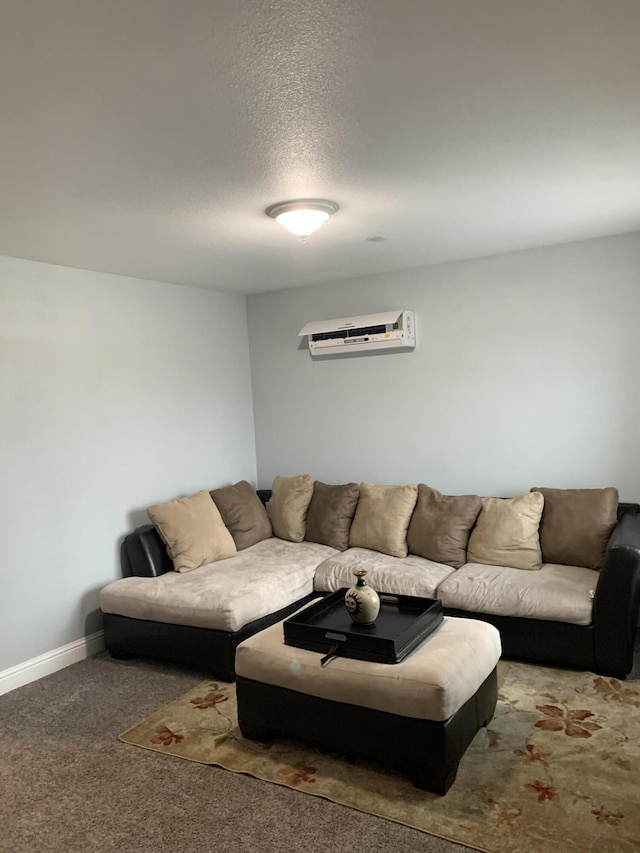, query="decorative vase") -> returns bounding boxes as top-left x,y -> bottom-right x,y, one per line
345,570 -> 380,625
